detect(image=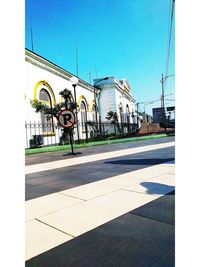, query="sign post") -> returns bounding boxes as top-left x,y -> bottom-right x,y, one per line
58,109 -> 80,155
